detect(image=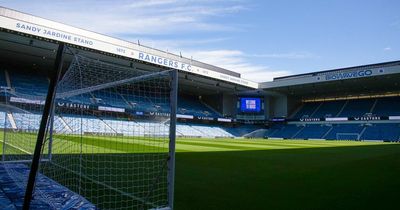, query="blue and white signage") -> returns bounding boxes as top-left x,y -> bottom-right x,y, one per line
325,70 -> 374,81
